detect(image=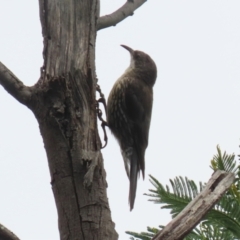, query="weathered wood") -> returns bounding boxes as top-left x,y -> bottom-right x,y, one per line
153,170 -> 235,240
32,1 -> 118,239
0,62 -> 32,105
97,0 -> 147,30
